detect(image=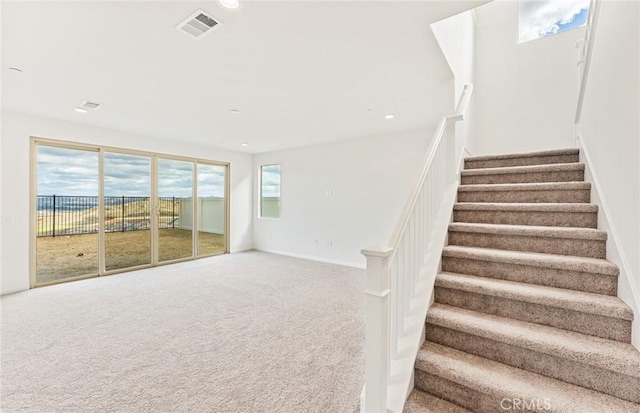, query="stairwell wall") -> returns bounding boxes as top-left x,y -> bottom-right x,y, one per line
431,9 -> 477,163
0,111 -> 254,295
252,124 -> 452,269
473,0 -> 584,155
577,0 -> 640,347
